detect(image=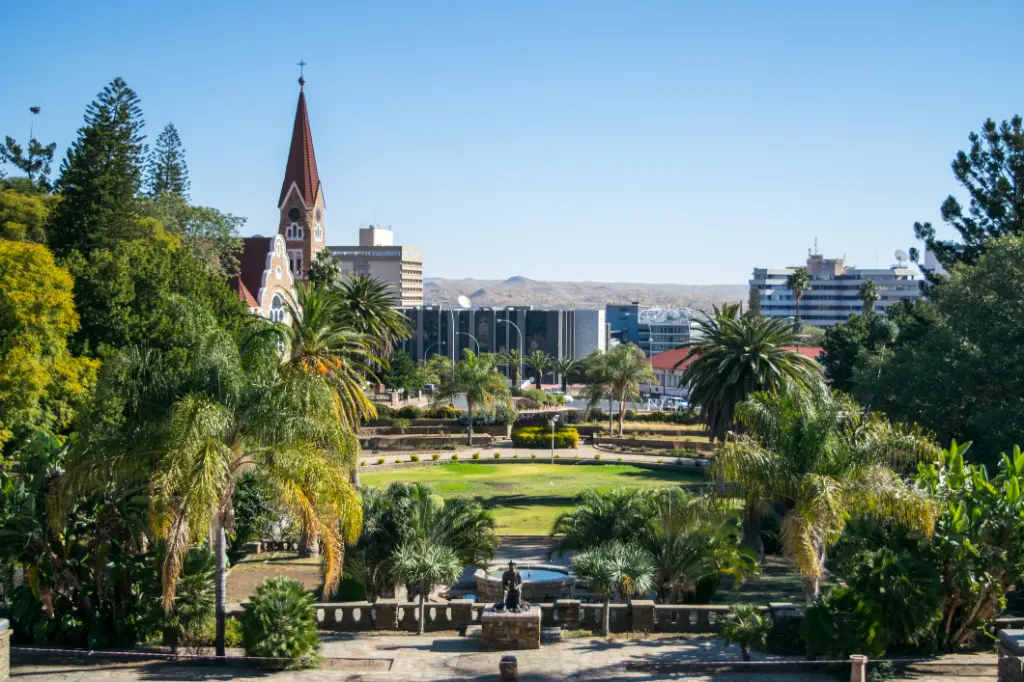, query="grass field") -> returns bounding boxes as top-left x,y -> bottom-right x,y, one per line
360,462 -> 710,534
